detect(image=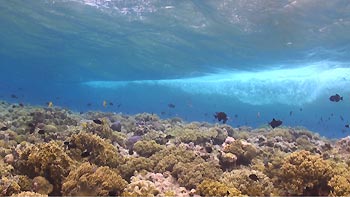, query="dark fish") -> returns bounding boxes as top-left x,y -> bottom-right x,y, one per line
68,143 -> 77,149
10,94 -> 18,99
248,174 -> 259,181
165,135 -> 173,139
214,112 -> 228,124
329,94 -> 343,102
19,103 -> 24,107
38,129 -> 45,134
300,108 -> 303,111
269,118 -> 282,129
12,105 -> 16,108
81,150 -> 90,157
117,104 -> 122,108
289,111 -> 293,116
234,114 -> 238,118
108,191 -> 117,196
168,103 -> 175,108
80,112 -> 84,114
346,124 -> 350,128
109,102 -> 113,106
87,103 -> 92,107
128,149 -> 134,155
0,126 -> 8,131
340,115 -> 344,121
93,119 -> 102,124
161,111 -> 166,115
205,146 -> 213,153
63,141 -> 70,146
